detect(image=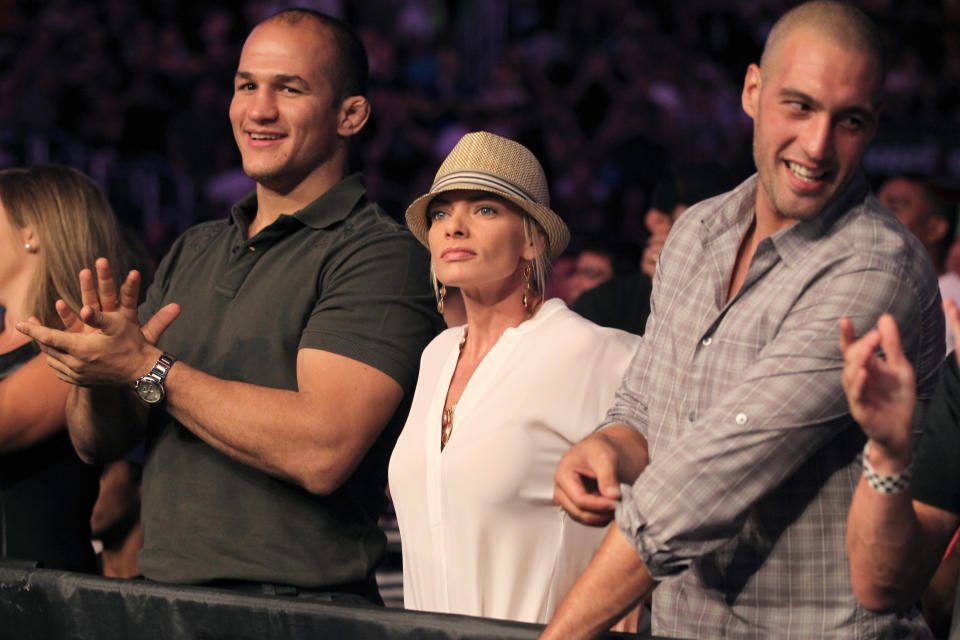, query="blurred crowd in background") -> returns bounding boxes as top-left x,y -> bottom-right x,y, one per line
0,0 -> 959,264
